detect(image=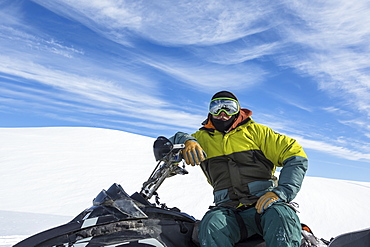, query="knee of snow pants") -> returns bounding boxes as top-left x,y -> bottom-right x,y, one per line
260,203 -> 301,247
198,207 -> 240,247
